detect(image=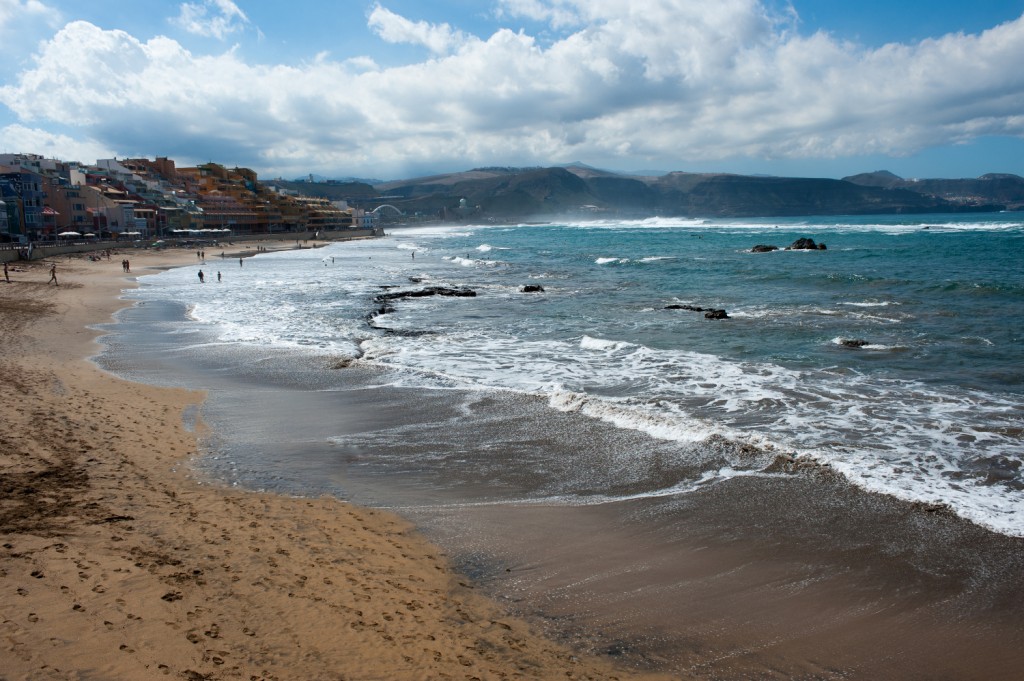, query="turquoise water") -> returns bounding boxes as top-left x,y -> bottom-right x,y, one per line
128,213 -> 1024,536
